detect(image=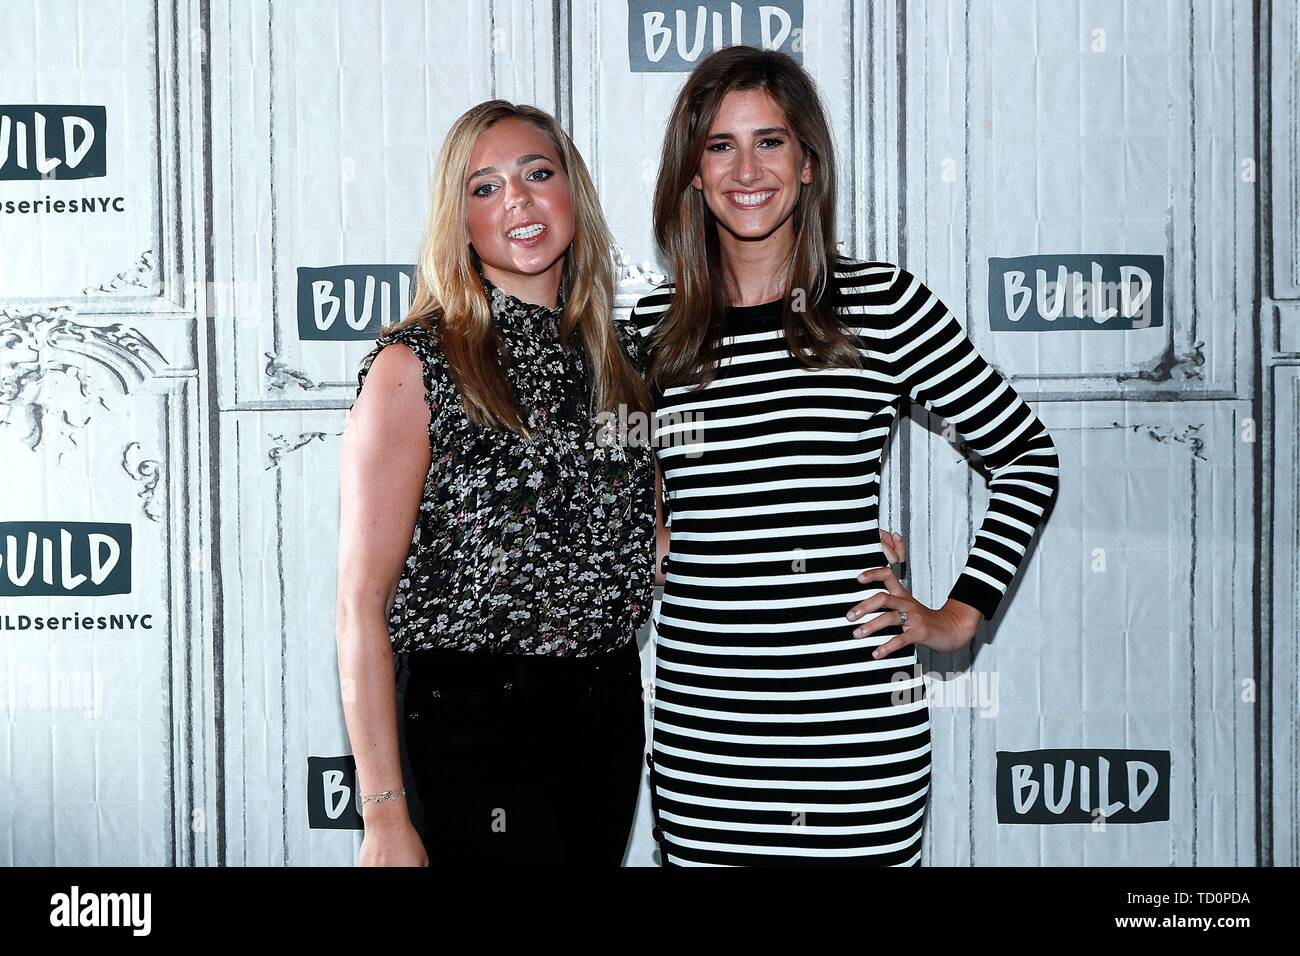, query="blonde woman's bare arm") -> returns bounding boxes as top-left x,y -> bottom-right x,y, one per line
335,342 -> 431,865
